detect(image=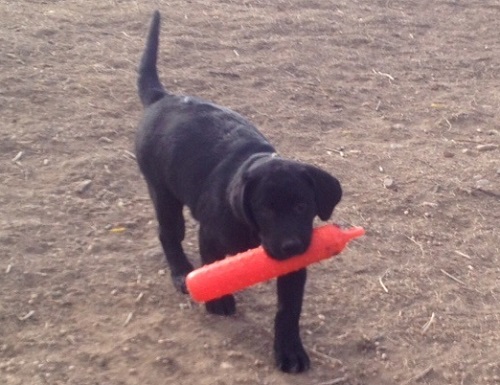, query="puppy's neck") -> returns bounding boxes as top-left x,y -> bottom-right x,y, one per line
227,152 -> 277,228
246,152 -> 279,169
